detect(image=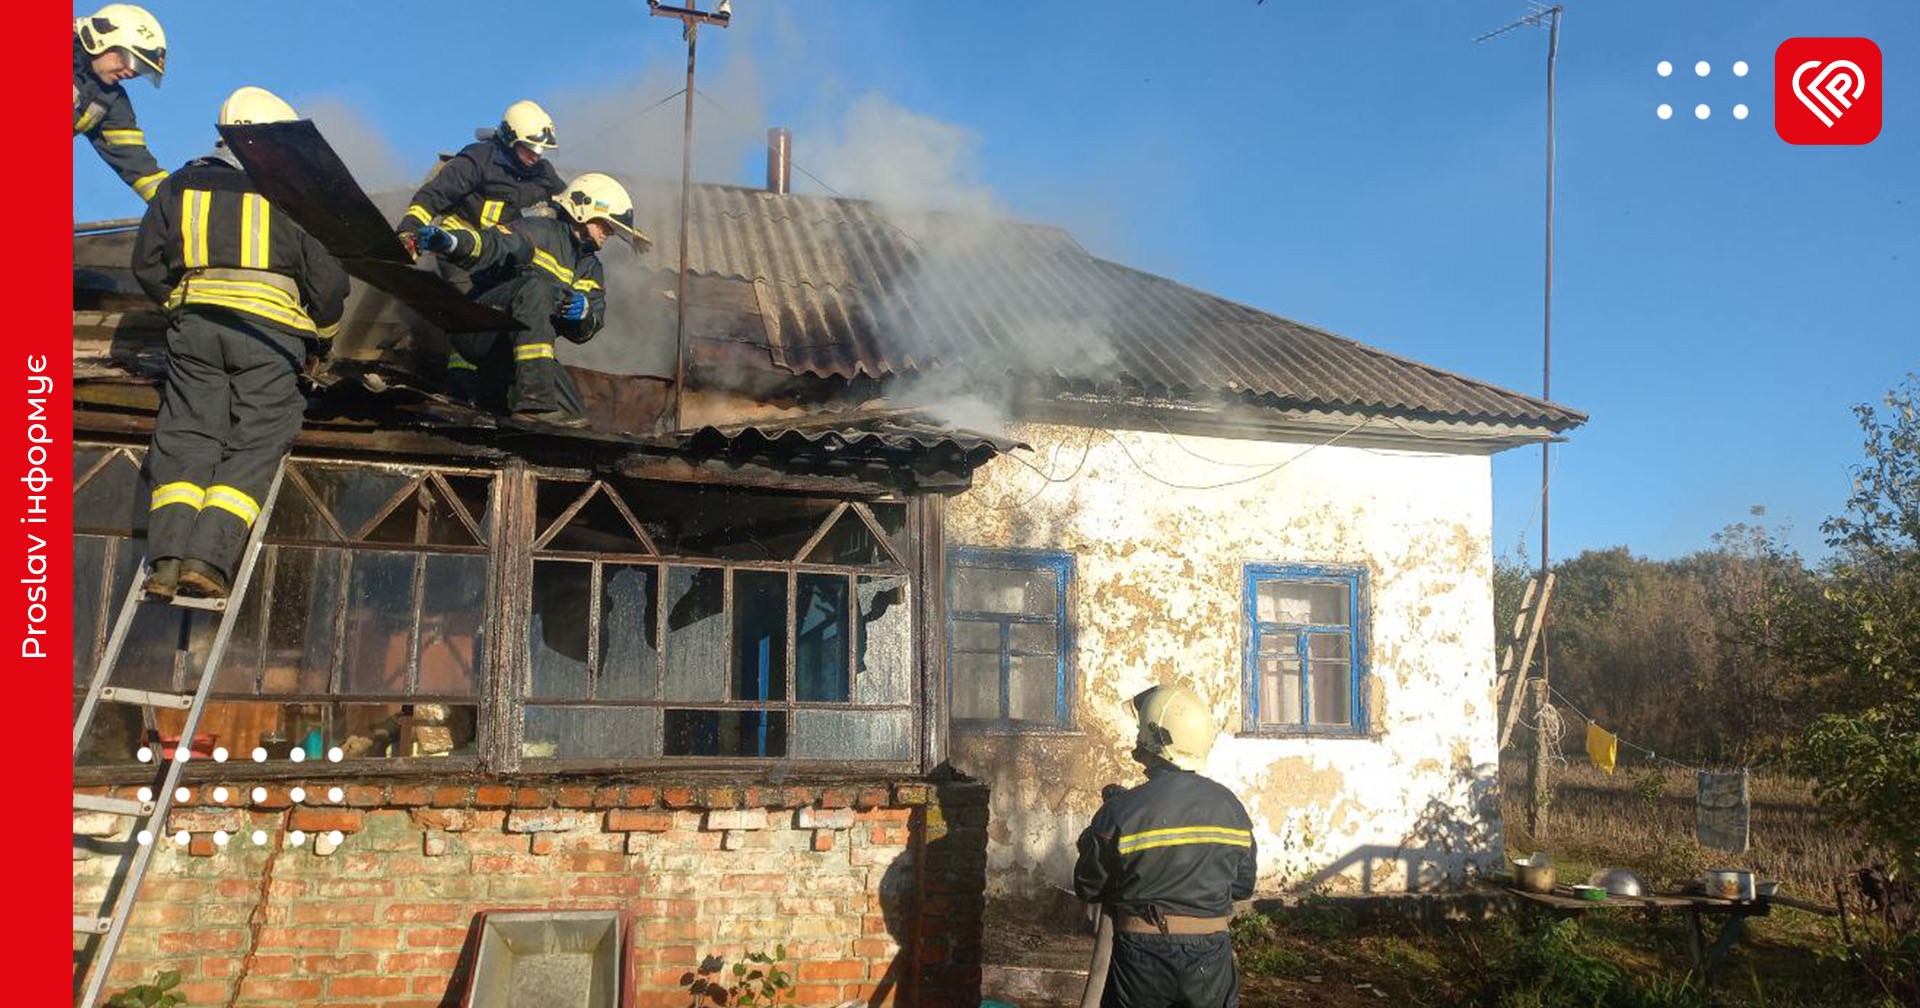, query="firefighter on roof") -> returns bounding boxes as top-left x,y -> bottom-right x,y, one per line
396,100 -> 565,258
1074,684 -> 1256,1008
130,86 -> 349,599
411,172 -> 648,428
73,4 -> 169,202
